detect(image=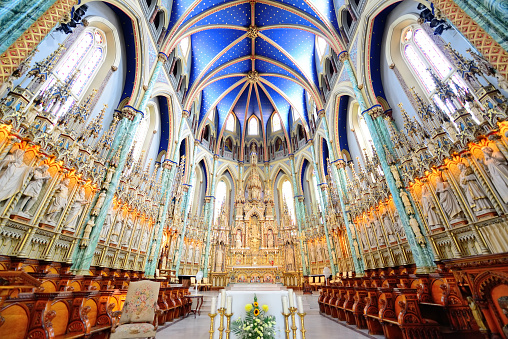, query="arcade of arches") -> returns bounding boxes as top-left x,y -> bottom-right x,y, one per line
0,0 -> 507,338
